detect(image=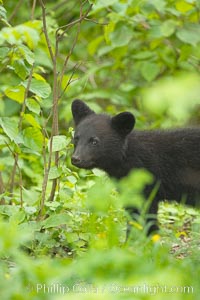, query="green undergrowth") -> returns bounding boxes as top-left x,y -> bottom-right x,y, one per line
0,170 -> 200,300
